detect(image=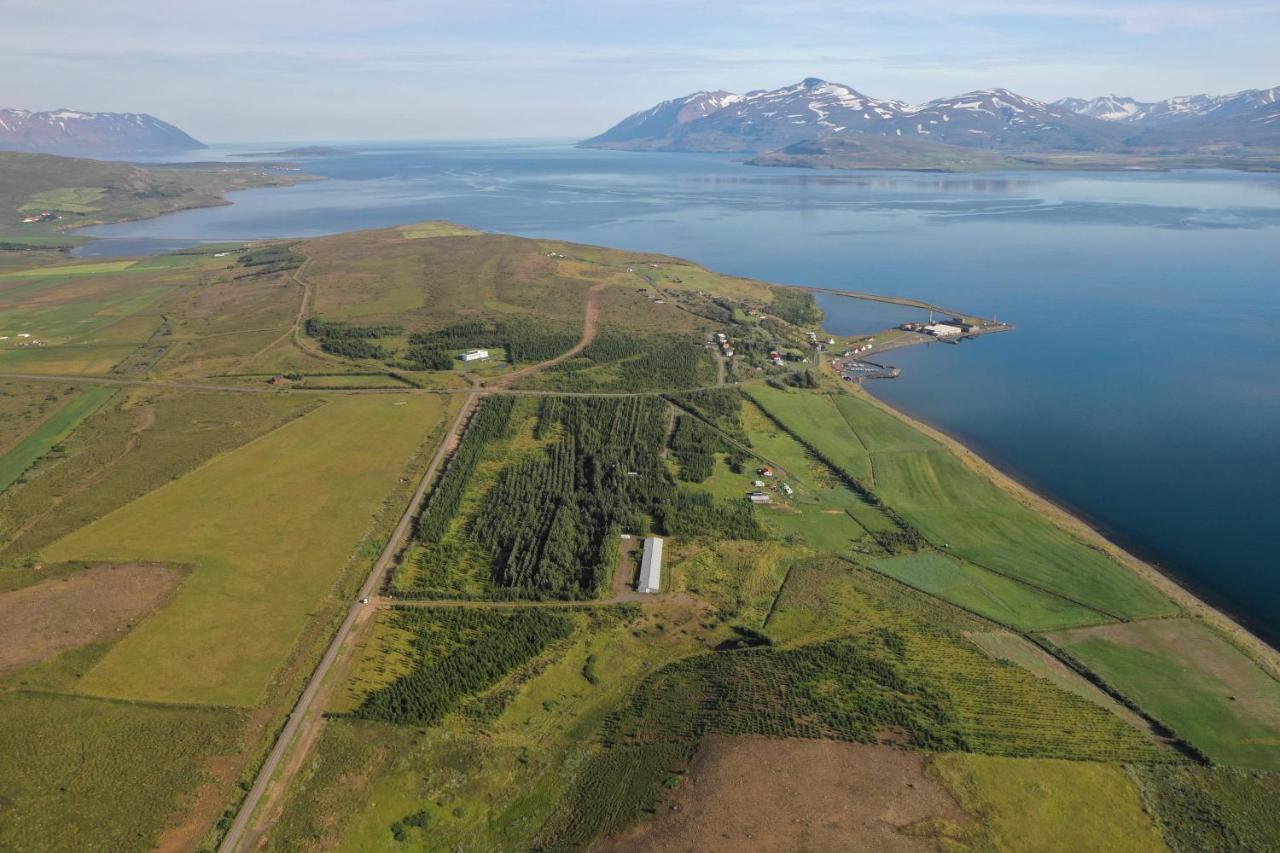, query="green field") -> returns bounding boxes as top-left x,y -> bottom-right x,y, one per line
750,386 -> 1176,620
1049,619 -> 1280,769
20,186 -> 108,214
965,630 -> 1150,726
0,390 -> 318,557
0,385 -> 115,492
870,552 -> 1109,632
744,386 -> 875,481
0,691 -> 244,850
931,753 -> 1168,852
0,259 -> 135,278
43,393 -> 452,705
